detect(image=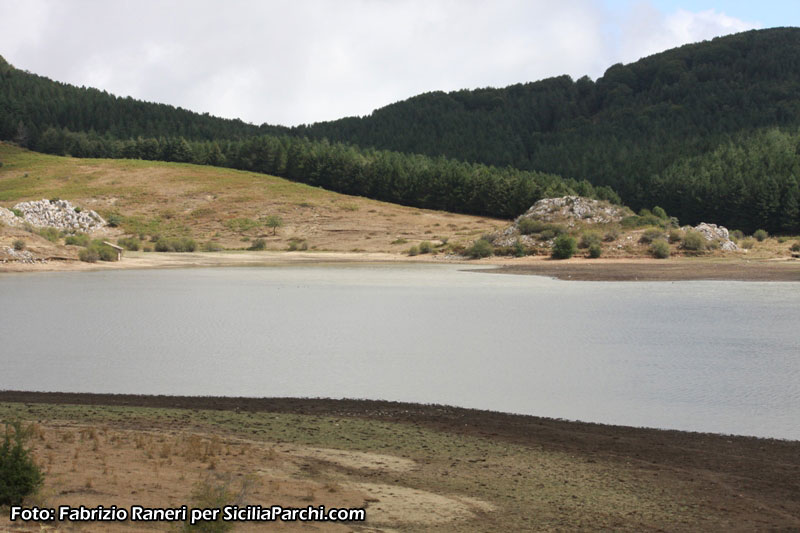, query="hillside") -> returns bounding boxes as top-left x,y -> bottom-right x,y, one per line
0,143 -> 503,262
3,28 -> 800,232
293,28 -> 800,233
